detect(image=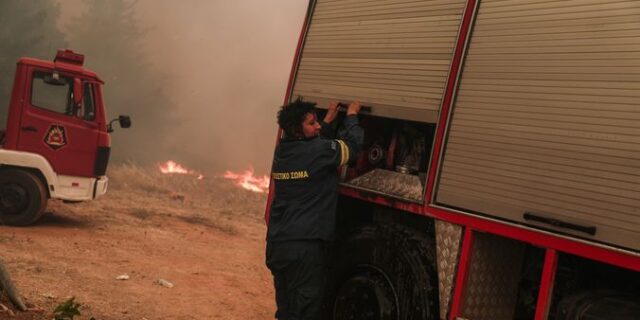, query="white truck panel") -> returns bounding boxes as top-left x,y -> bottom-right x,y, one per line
0,149 -> 107,201
0,148 -> 58,196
